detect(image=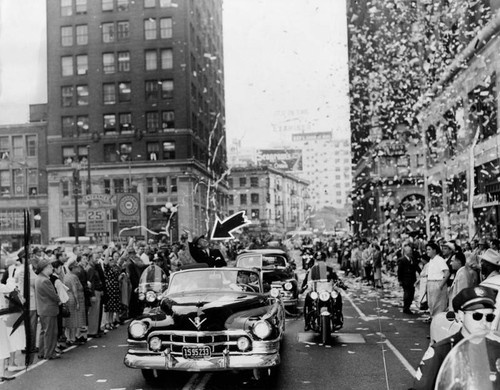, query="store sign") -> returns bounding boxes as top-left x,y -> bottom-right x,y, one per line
86,209 -> 107,234
117,193 -> 141,234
